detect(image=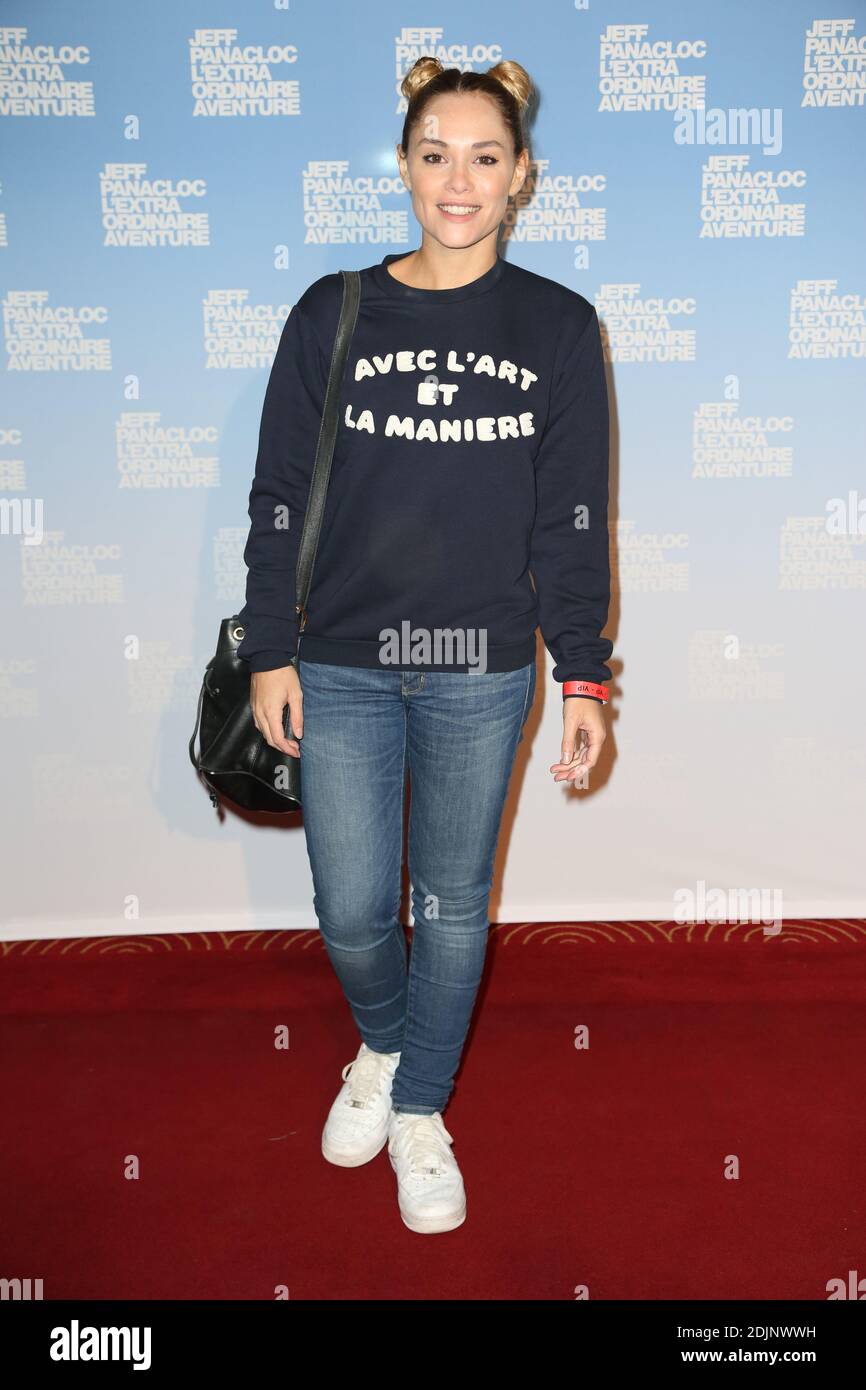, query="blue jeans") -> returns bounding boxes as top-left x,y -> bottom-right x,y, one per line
297,658 -> 536,1115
